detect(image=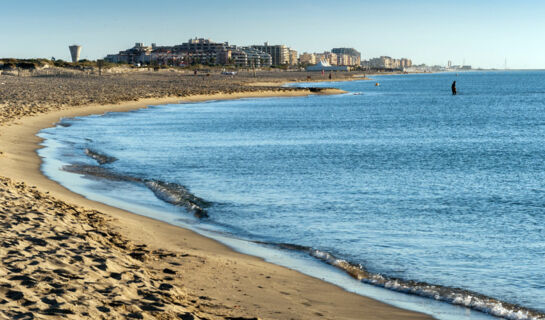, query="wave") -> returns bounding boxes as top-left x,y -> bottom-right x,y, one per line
55,118 -> 82,127
62,164 -> 208,218
84,148 -> 118,165
144,180 -> 209,218
259,242 -> 545,320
